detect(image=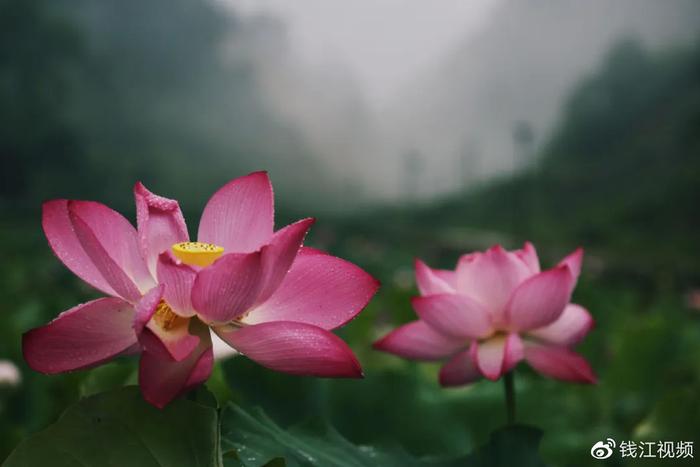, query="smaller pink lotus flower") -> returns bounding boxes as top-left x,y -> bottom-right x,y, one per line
374,243 -> 596,386
24,172 -> 378,408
